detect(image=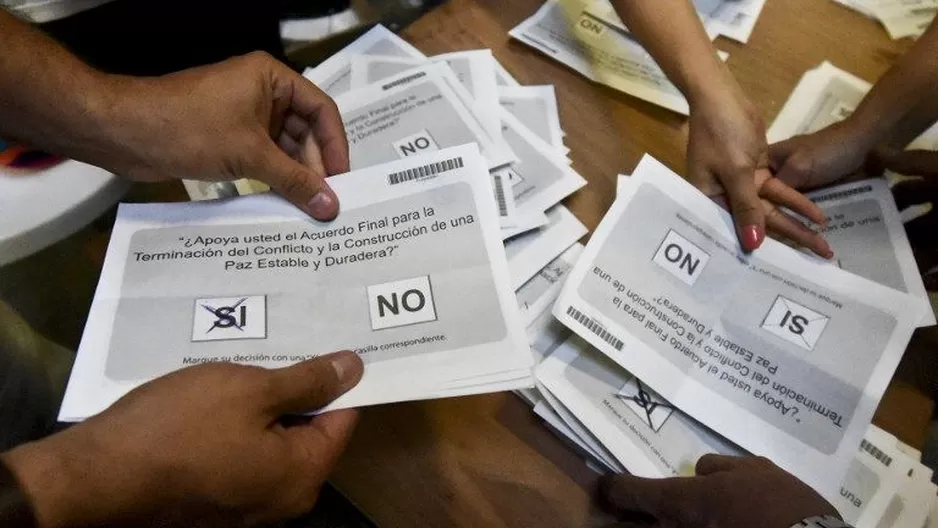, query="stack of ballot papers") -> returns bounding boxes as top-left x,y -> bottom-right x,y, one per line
513,155 -> 936,527
508,0 -> 763,114
831,0 -> 936,39
61,146 -> 541,420
64,26 -> 592,420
